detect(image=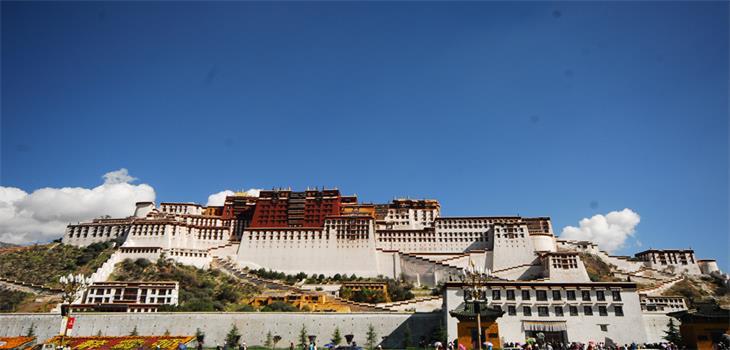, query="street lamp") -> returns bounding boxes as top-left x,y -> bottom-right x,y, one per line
58,274 -> 92,346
